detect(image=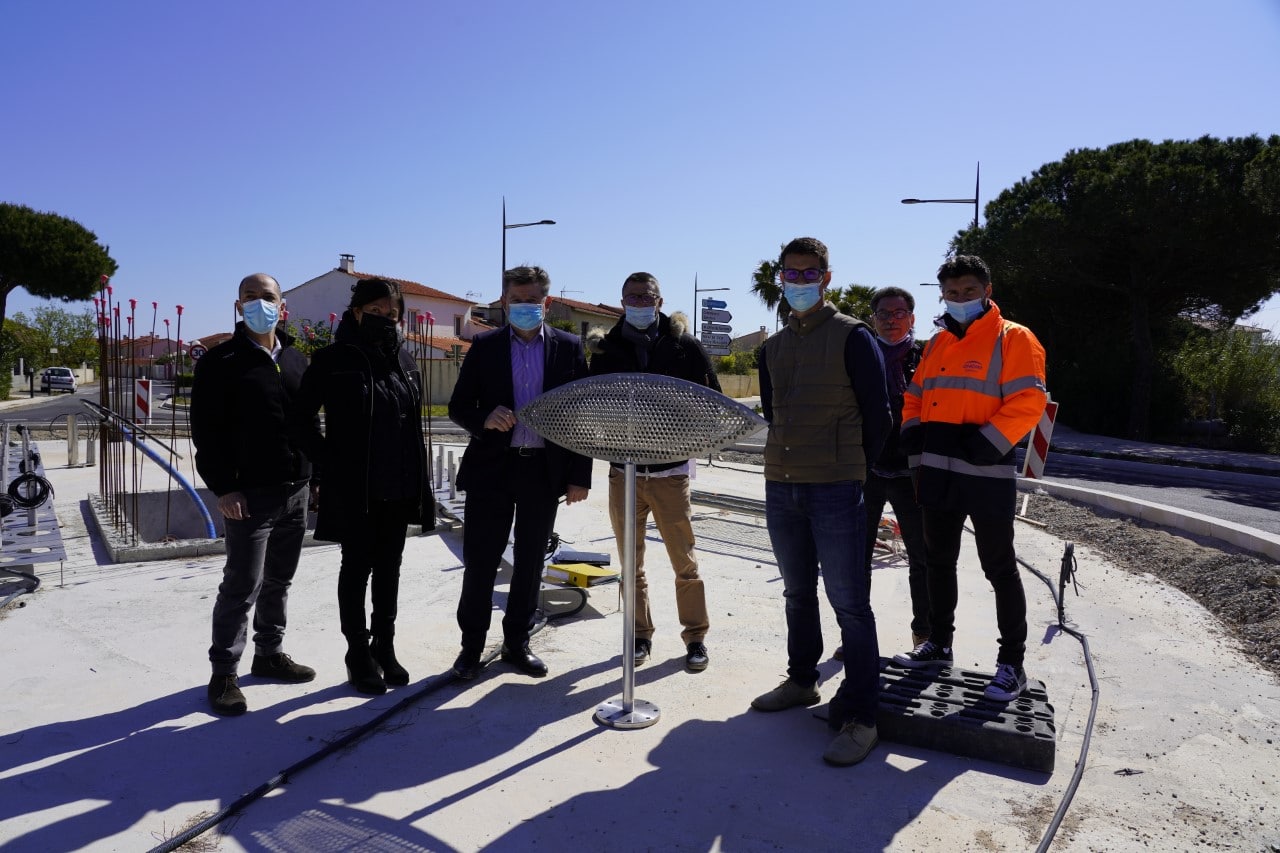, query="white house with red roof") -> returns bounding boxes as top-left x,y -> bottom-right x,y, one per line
283,254 -> 481,342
